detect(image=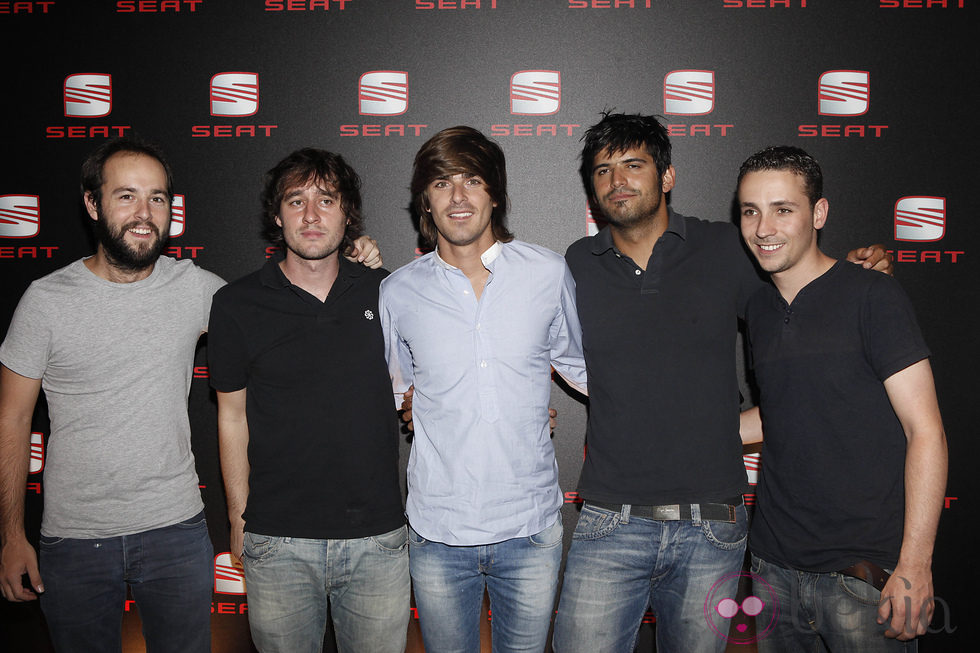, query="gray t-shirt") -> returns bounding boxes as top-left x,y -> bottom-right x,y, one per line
0,256 -> 225,538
